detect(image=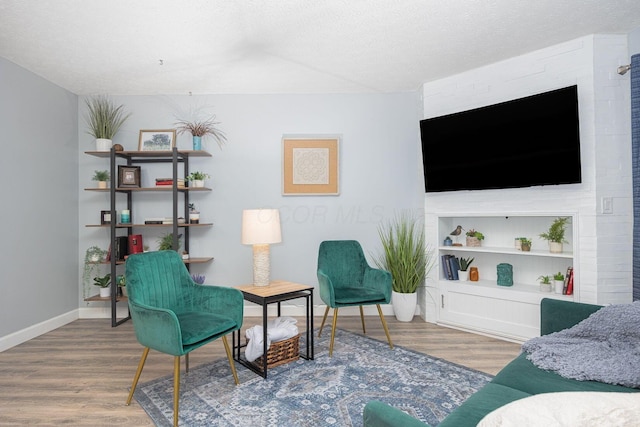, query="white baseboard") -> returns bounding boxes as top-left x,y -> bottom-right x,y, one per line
0,310 -> 78,352
1,303 -> 399,352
